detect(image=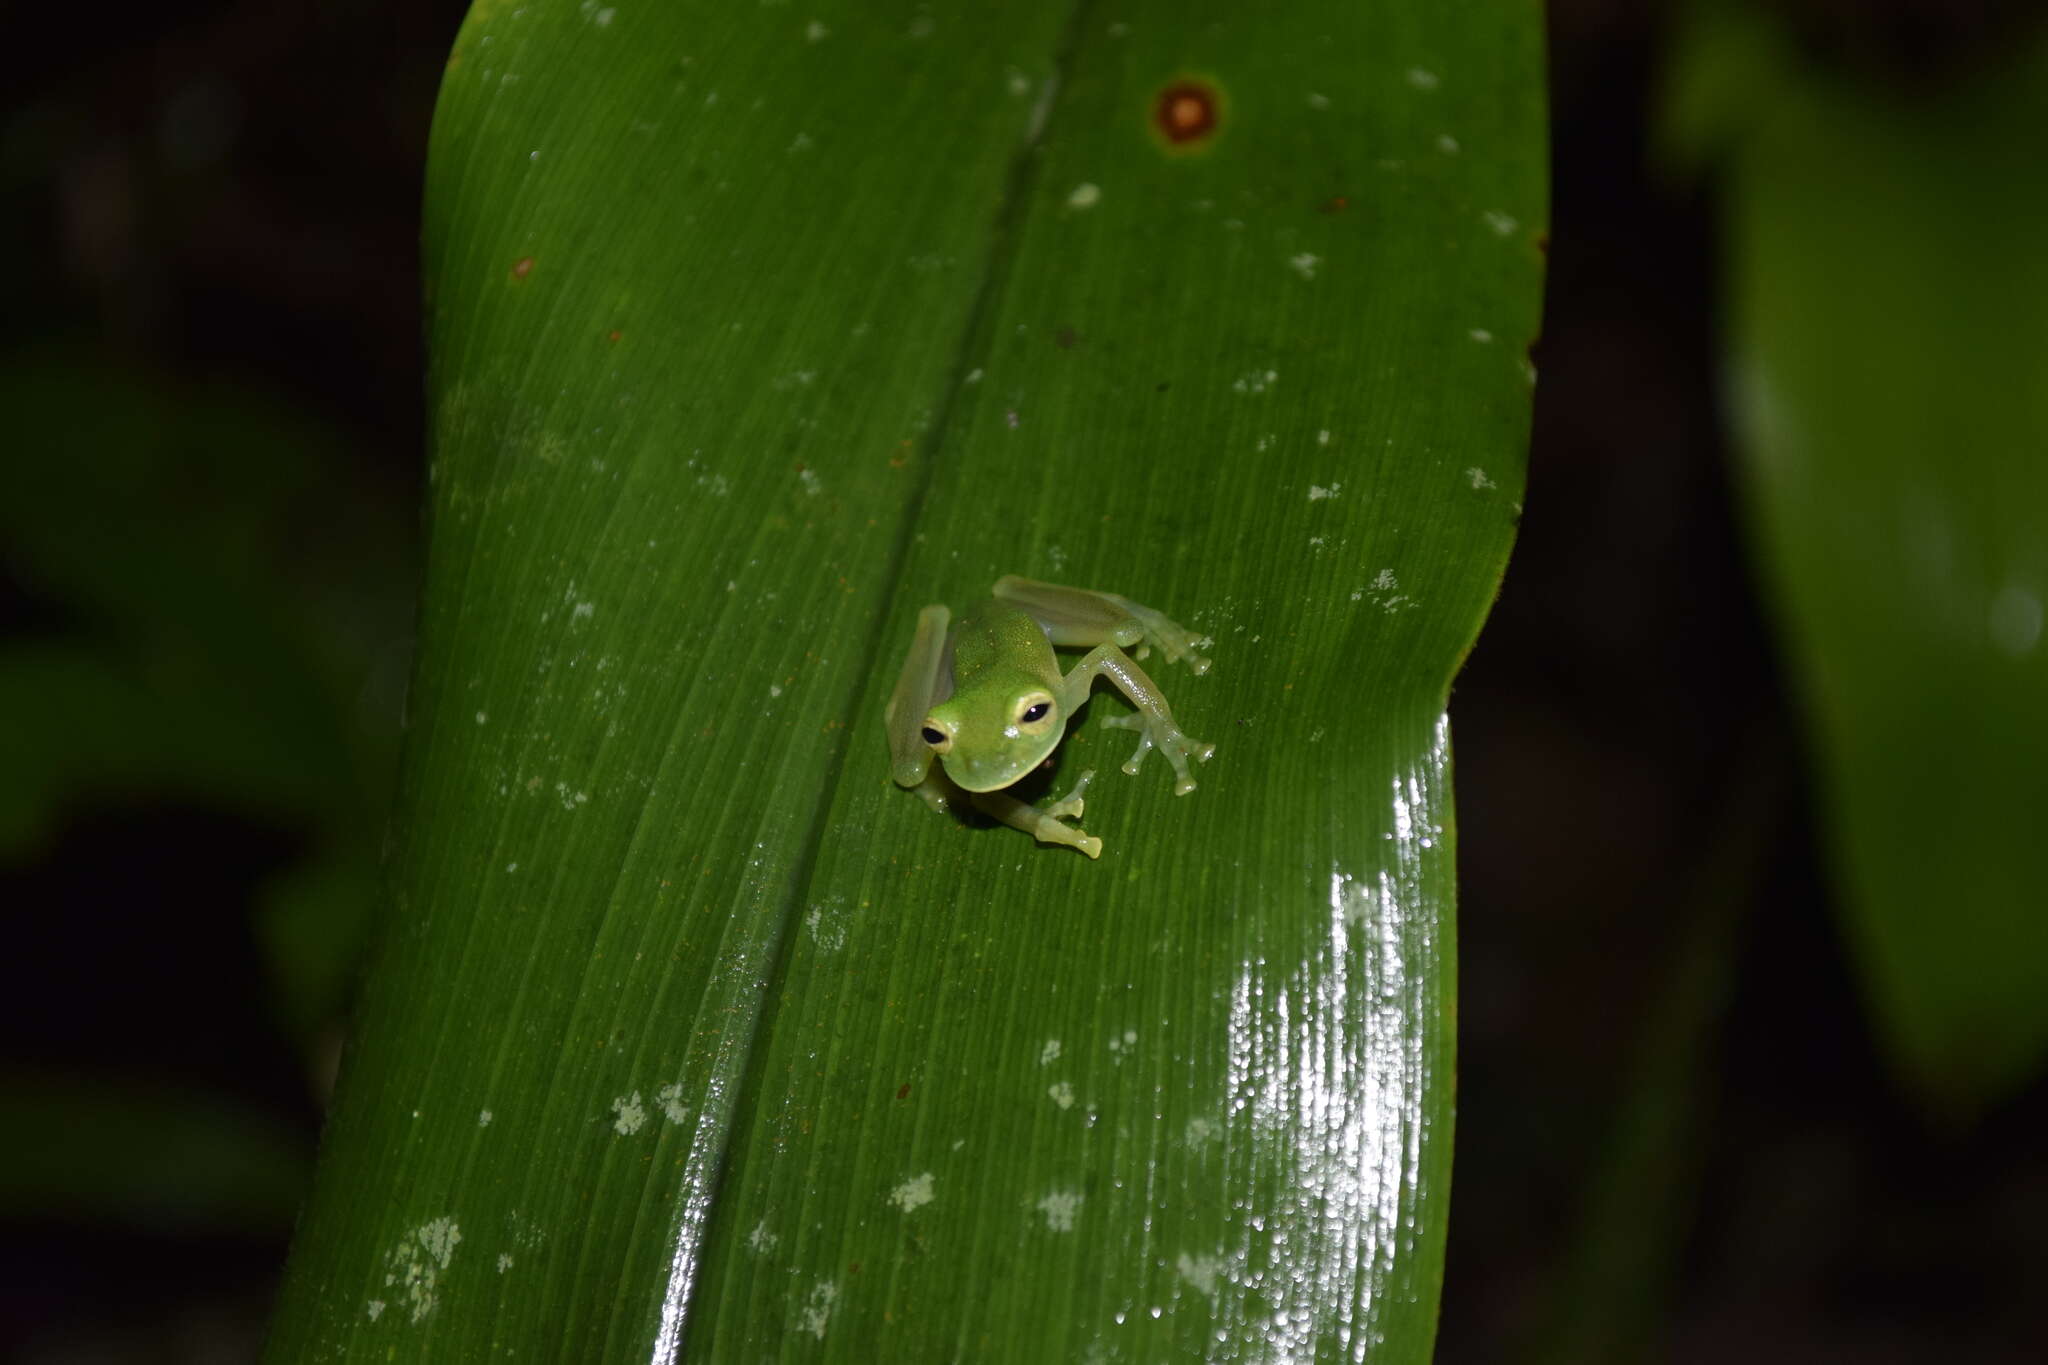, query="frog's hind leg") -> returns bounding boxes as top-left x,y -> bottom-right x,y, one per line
992,575 -> 1211,674
884,604 -> 952,789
